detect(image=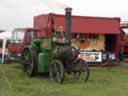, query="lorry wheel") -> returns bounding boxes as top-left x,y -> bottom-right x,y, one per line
73,59 -> 90,82
22,48 -> 37,77
49,60 -> 64,84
